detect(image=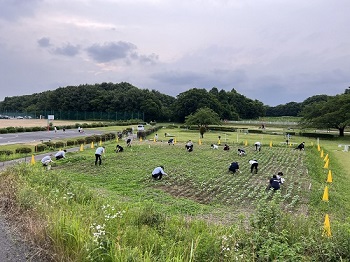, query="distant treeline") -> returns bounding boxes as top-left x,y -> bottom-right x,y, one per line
0,82 -> 333,122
